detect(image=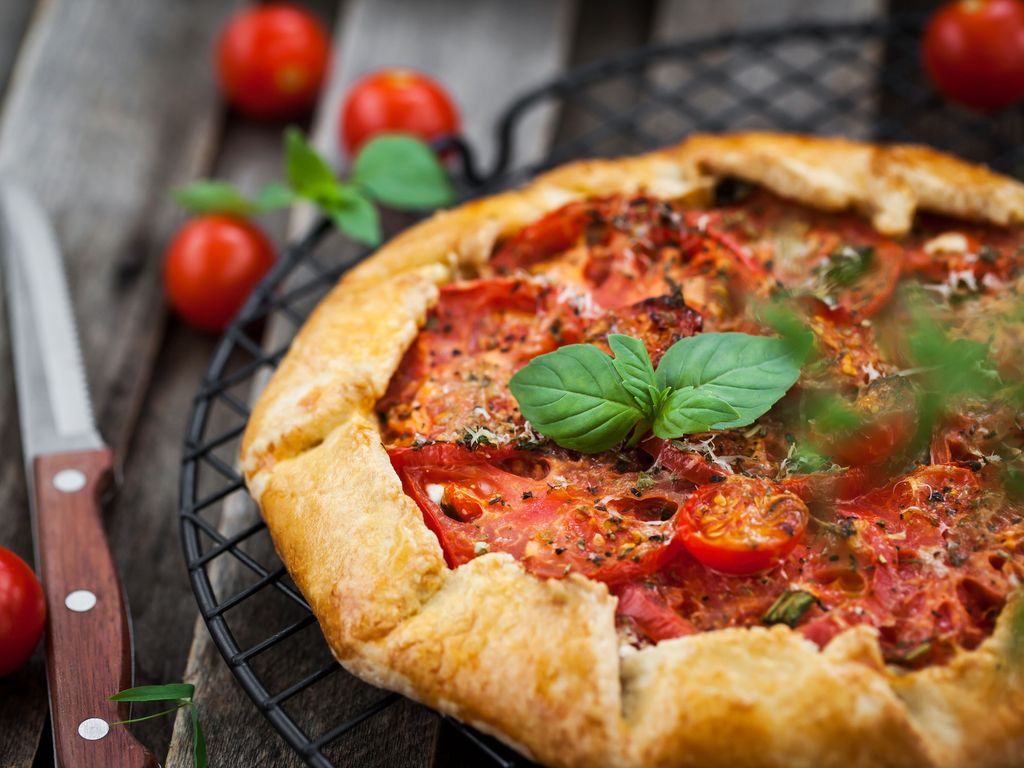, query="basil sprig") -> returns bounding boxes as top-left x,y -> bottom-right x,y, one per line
508,332 -> 806,454
174,128 -> 455,246
110,683 -> 205,767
